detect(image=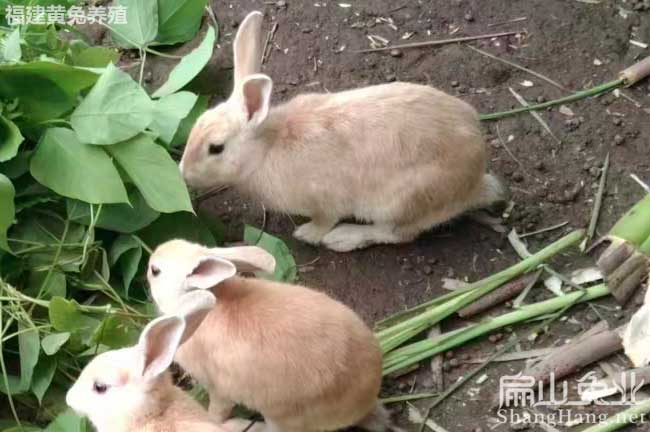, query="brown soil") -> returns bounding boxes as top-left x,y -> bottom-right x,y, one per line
166,1 -> 650,430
